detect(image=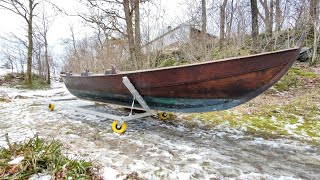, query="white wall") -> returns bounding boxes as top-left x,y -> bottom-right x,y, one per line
143,24 -> 191,52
